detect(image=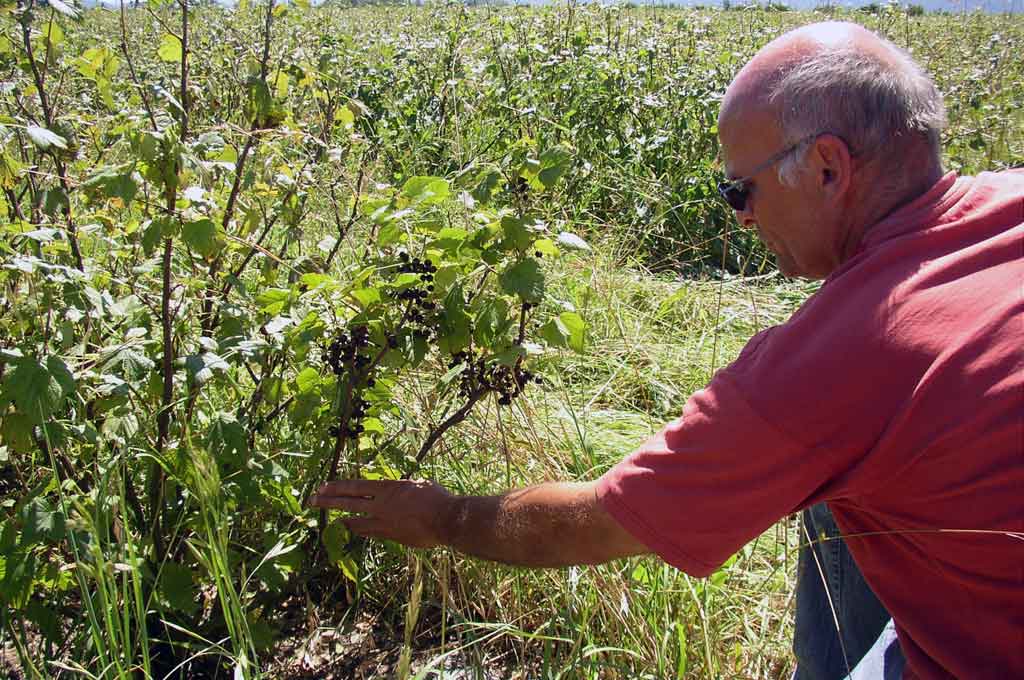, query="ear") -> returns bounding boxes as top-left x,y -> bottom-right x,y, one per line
809,134 -> 854,203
